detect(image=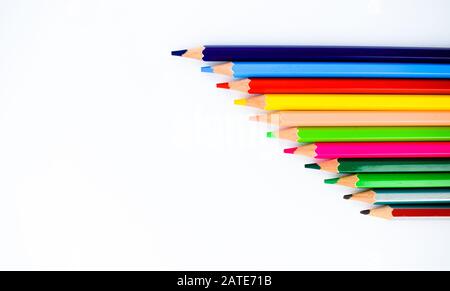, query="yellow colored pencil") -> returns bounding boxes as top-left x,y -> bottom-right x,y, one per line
234,94 -> 450,111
